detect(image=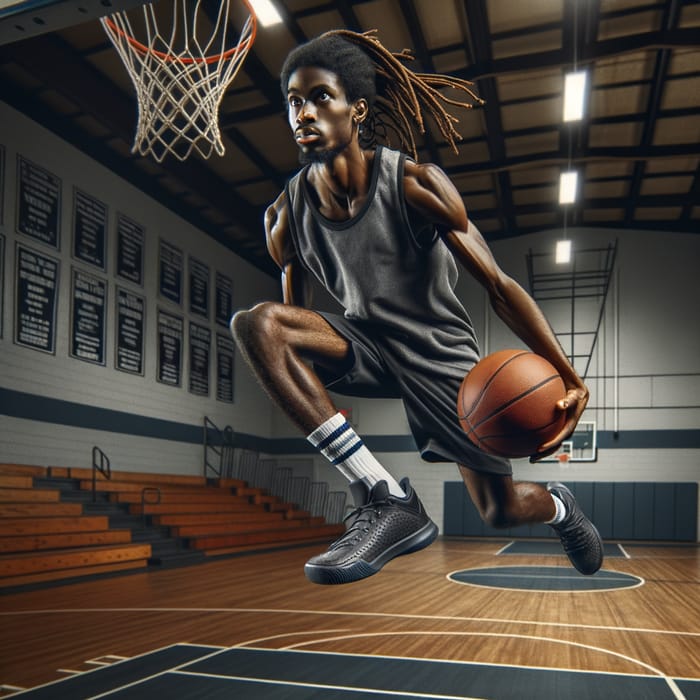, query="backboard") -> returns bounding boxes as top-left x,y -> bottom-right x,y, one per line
0,0 -> 146,45
542,420 -> 598,462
